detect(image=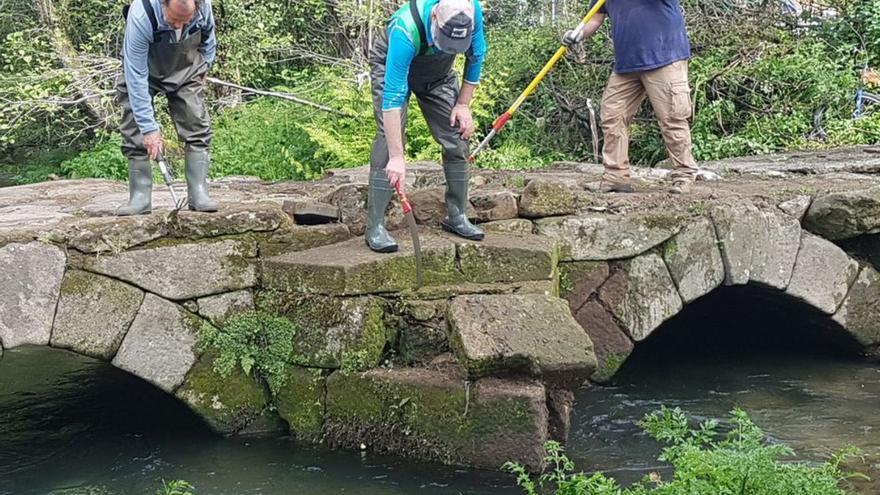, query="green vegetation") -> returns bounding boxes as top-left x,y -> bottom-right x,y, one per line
156,480 -> 195,495
2,1 -> 879,185
504,408 -> 863,495
197,311 -> 298,395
